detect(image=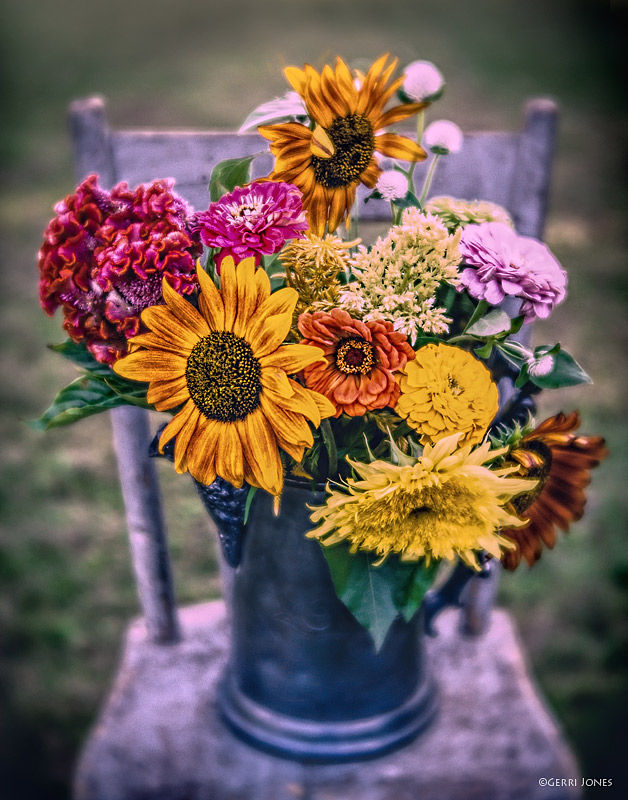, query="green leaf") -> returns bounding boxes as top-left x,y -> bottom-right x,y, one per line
49,339 -> 111,377
320,419 -> 338,477
528,347 -> 593,389
462,299 -> 489,333
243,486 -> 258,525
395,559 -> 441,622
474,341 -> 494,359
466,309 -> 511,338
28,374 -> 146,431
392,190 -> 421,211
320,543 -> 440,650
322,545 -> 399,651
209,155 -> 257,201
